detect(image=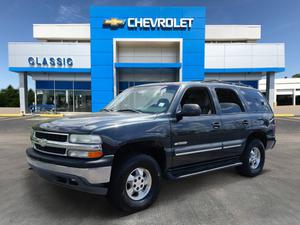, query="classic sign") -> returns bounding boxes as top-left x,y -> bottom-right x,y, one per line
28,57 -> 73,67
